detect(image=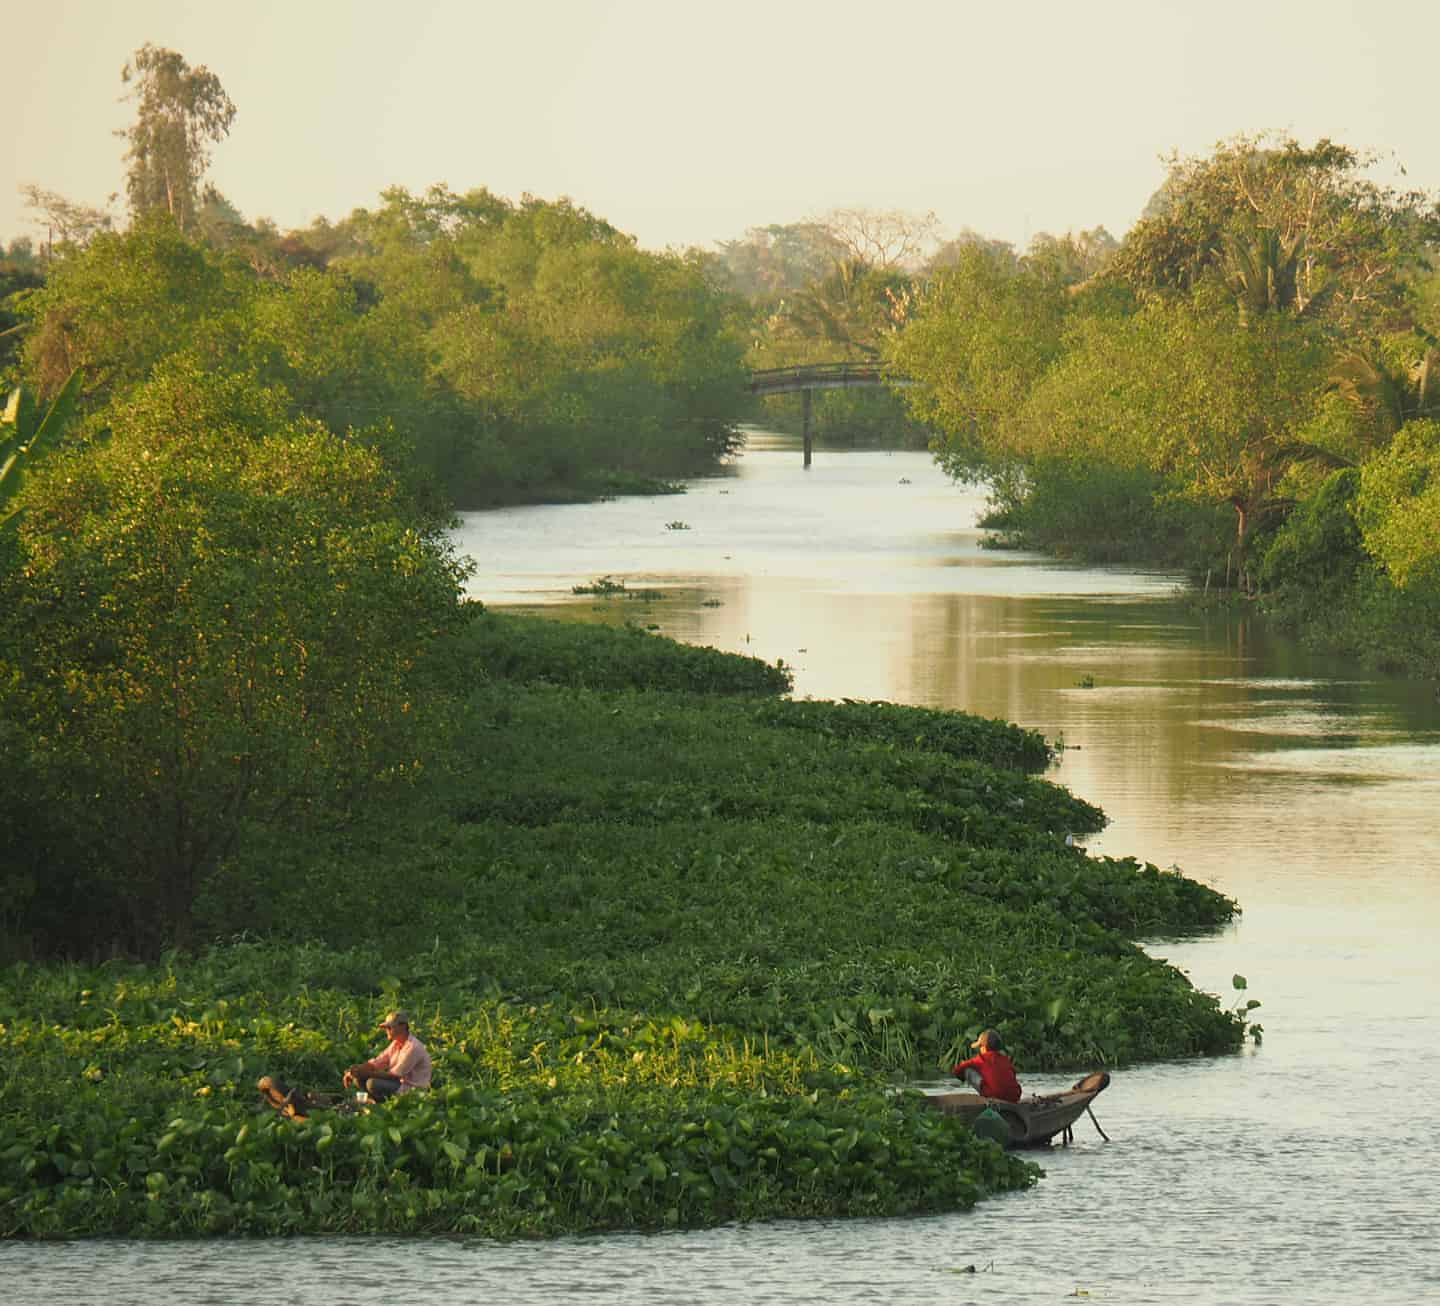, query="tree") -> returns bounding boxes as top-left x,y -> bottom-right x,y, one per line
925,228 -> 1016,272
1328,335 -> 1440,447
1009,298 -> 1333,571
0,360 -> 468,955
711,223 -> 847,298
118,44 -> 236,232
886,245 -> 1070,479
816,206 -> 941,271
1022,227 -> 1119,287
765,257 -> 916,361
18,184 -> 116,251
19,216 -> 256,401
1112,134 -> 1440,333
1354,419 -> 1440,591
431,233 -> 747,490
